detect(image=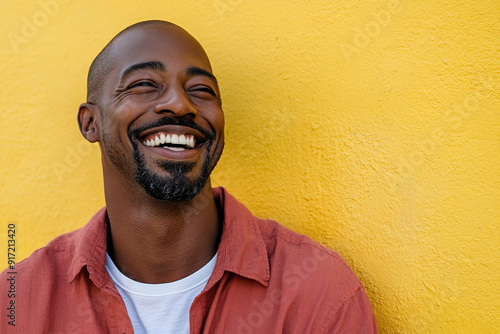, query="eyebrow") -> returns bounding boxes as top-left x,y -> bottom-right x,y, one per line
186,66 -> 219,87
120,61 -> 165,82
